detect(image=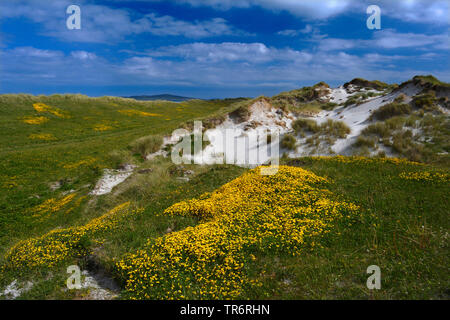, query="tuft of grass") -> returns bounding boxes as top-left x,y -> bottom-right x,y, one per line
271,82 -> 330,111
281,134 -> 297,150
412,91 -> 439,112
354,136 -> 377,149
412,75 -> 450,88
370,103 -> 412,121
292,119 -> 320,135
107,150 -> 134,169
320,119 -> 351,139
129,135 -> 163,158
